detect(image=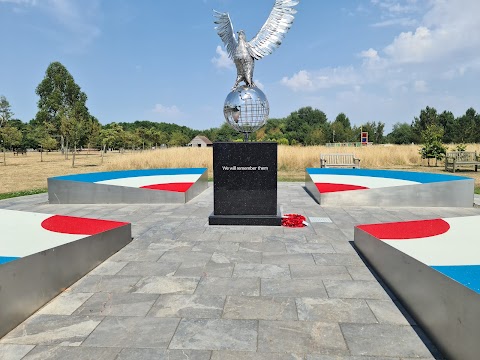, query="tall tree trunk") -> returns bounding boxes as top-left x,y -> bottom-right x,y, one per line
101,144 -> 106,164
40,147 -> 43,162
65,140 -> 69,159
72,142 -> 76,167
3,147 -> 5,166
